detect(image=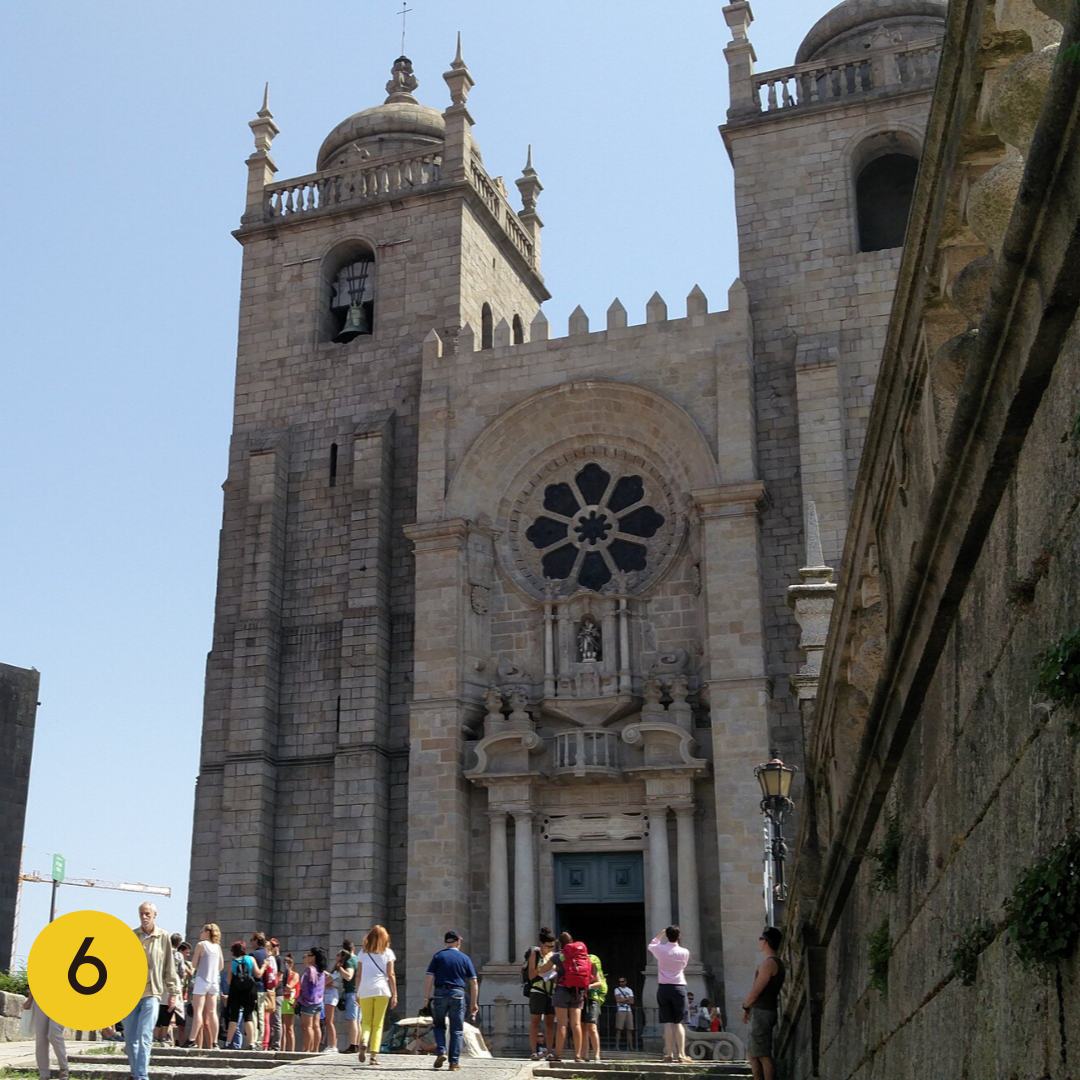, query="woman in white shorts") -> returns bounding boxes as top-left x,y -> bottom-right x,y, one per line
322,960 -> 343,1052
189,924 -> 224,1049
